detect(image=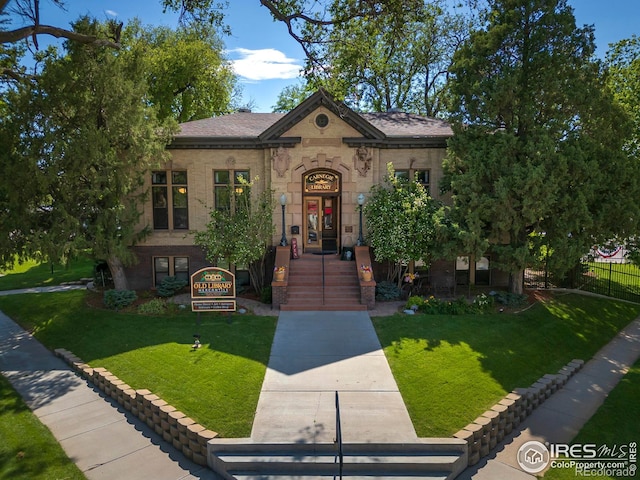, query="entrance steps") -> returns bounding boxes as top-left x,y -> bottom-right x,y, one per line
282,253 -> 366,311
209,439 -> 468,479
